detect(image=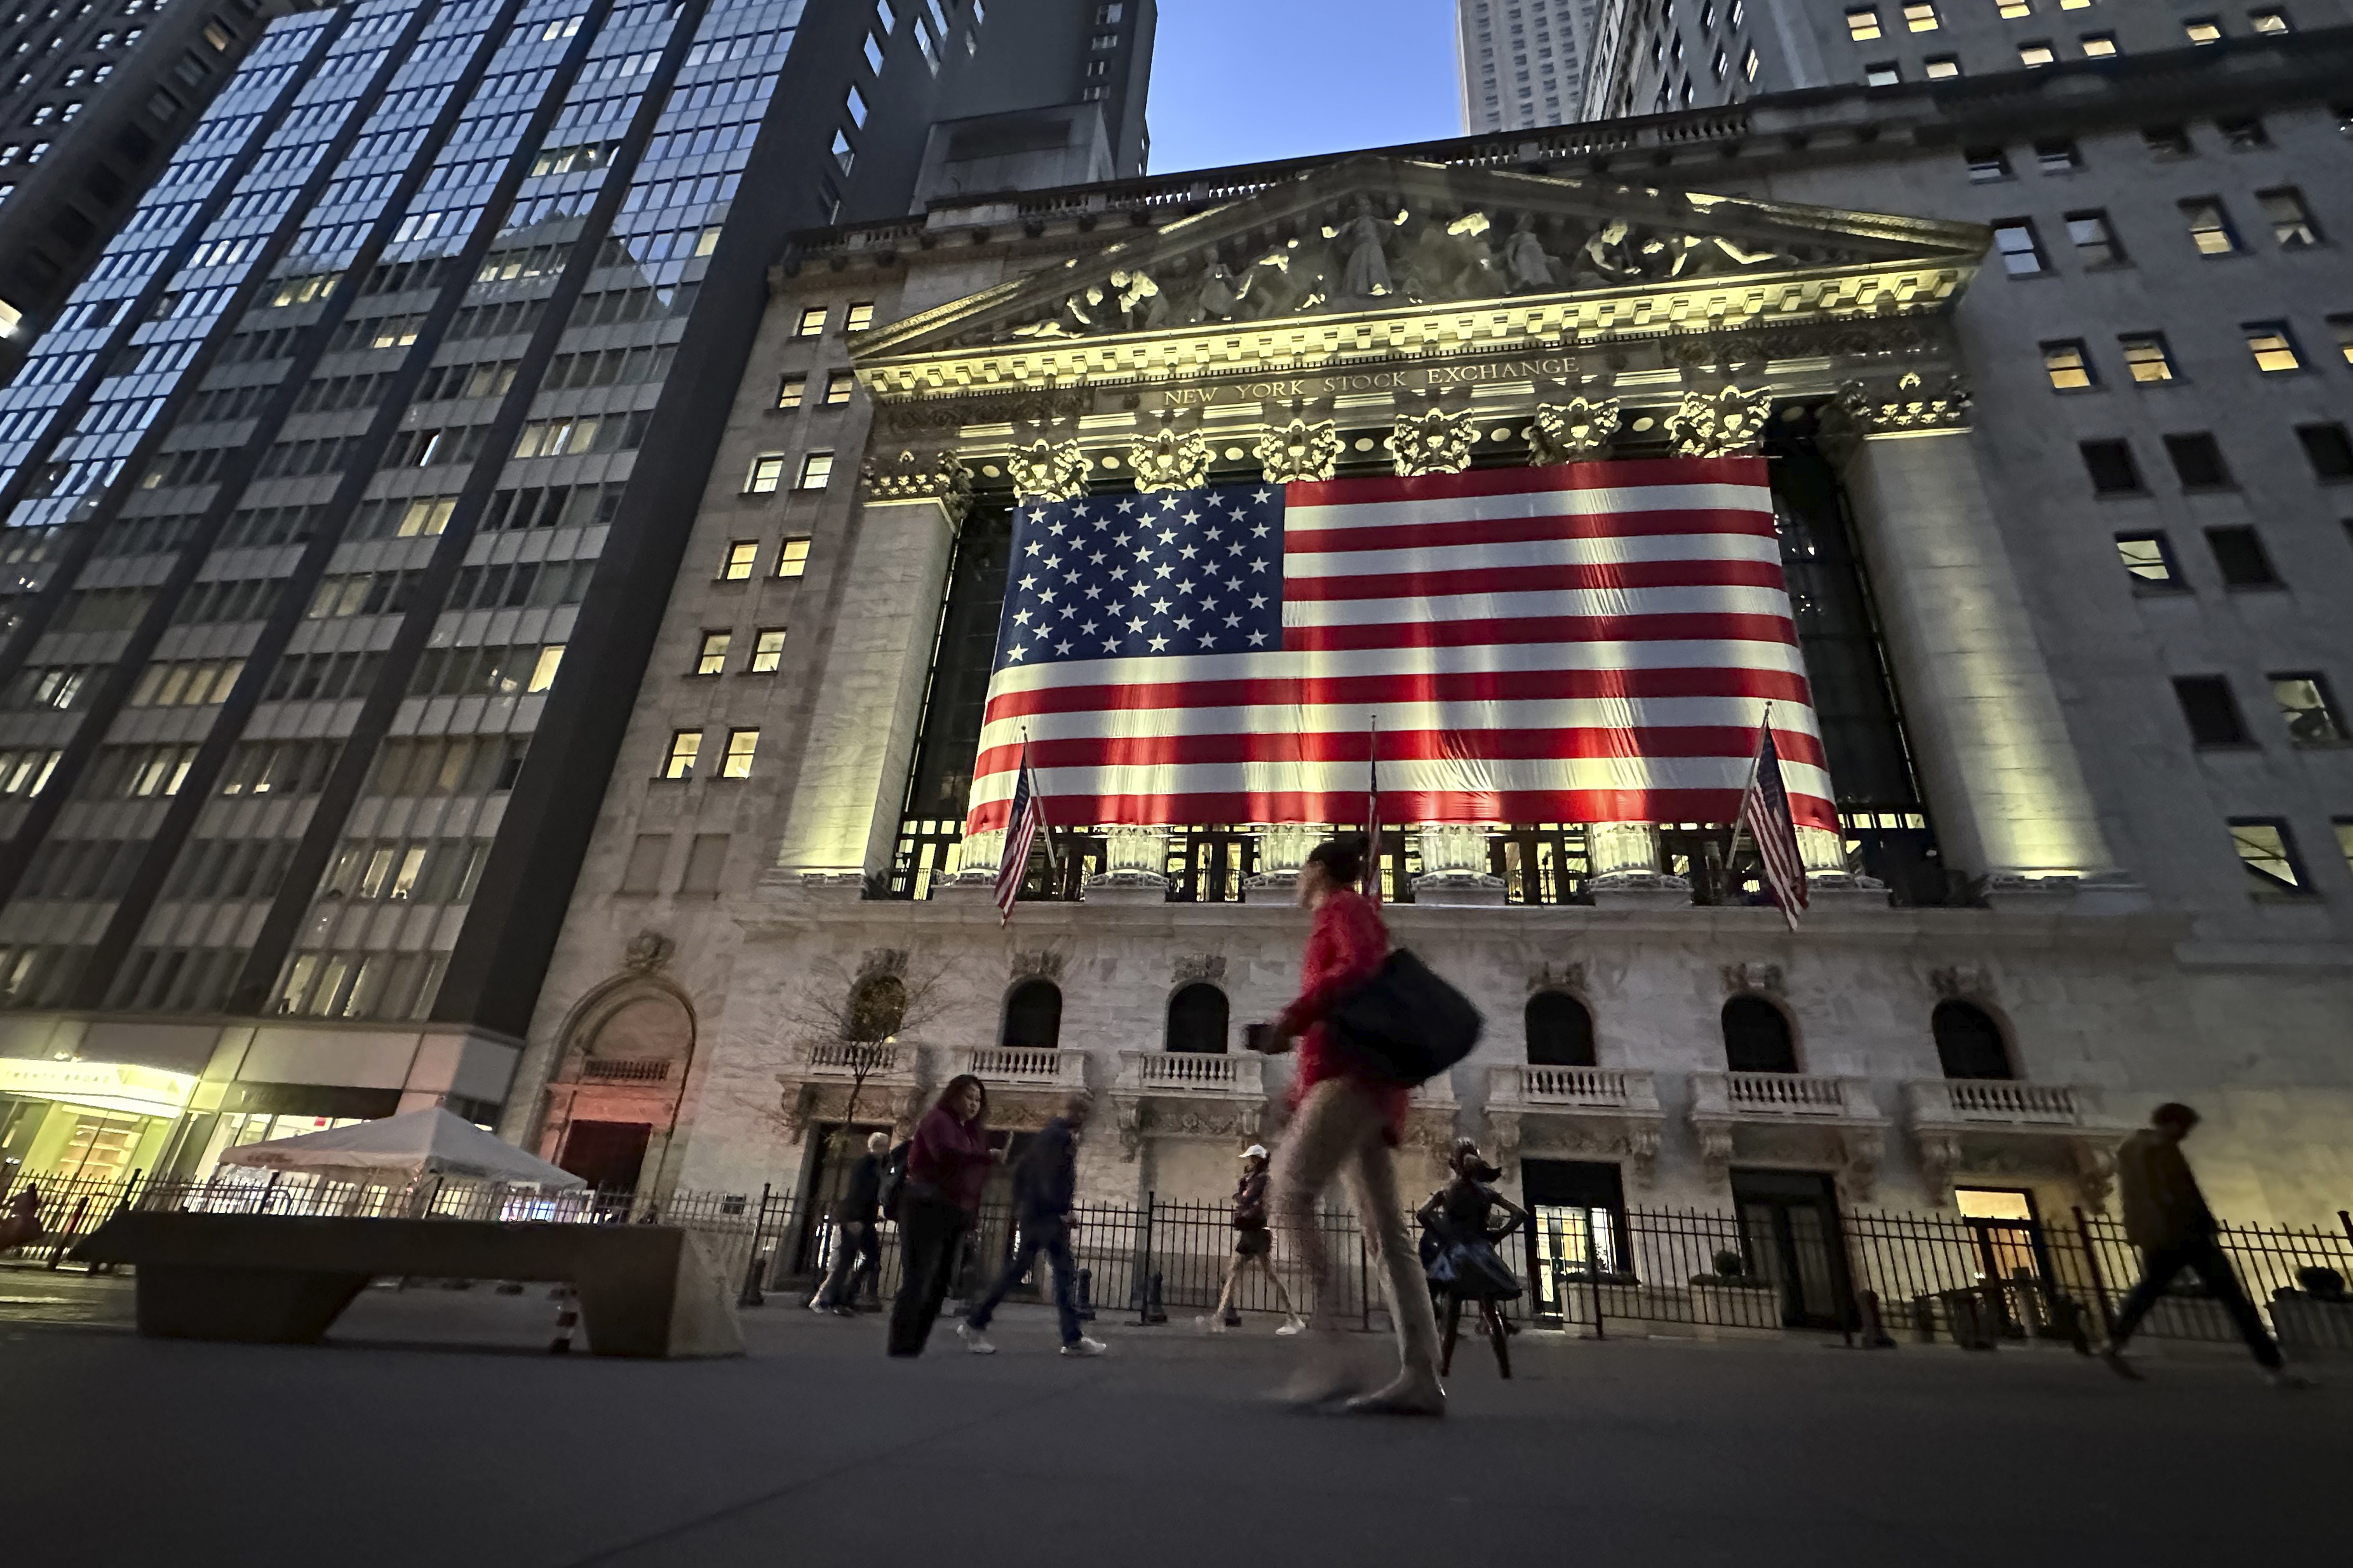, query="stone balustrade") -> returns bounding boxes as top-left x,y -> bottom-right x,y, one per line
802,1040 -> 919,1082
1487,1062 -> 1662,1115
1906,1078 -> 2096,1128
1691,1069 -> 1882,1123
945,1043 -> 1091,1090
